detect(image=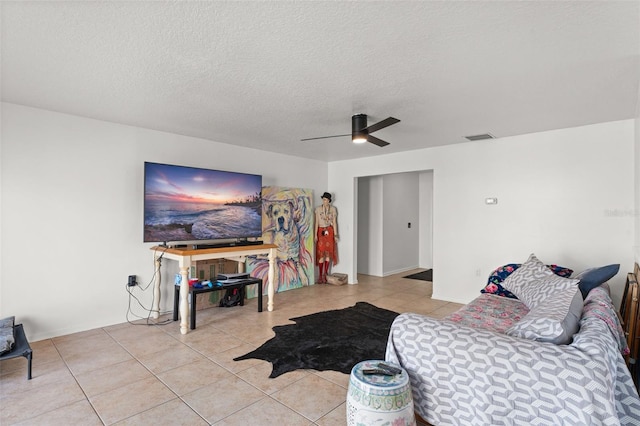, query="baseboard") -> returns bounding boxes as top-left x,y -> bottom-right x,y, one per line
382,265 -> 420,277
